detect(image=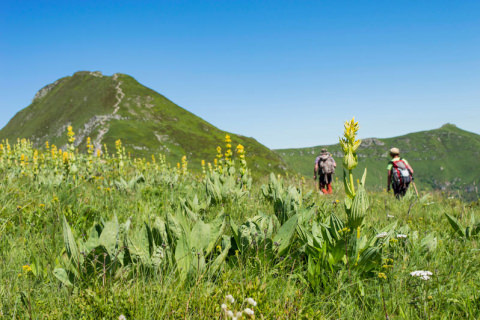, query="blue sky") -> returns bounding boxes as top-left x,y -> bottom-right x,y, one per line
1,0 -> 479,149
